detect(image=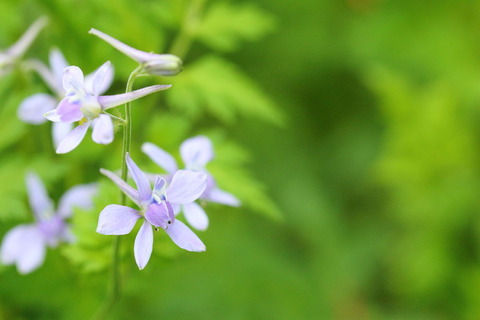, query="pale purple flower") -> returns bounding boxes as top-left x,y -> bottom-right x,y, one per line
142,136 -> 240,231
97,153 -> 206,270
0,172 -> 97,274
89,28 -> 182,76
0,17 -> 48,77
18,48 -> 114,148
44,64 -> 171,153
